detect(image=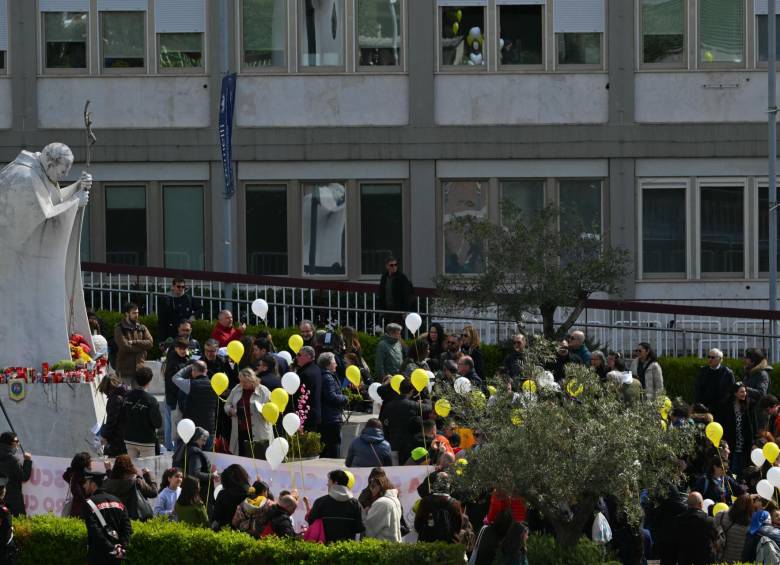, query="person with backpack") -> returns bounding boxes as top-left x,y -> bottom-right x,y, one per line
415,473 -> 463,544
81,469 -> 132,564
258,494 -> 299,538
304,469 -> 364,543
714,494 -> 752,563
102,455 -> 157,522
345,418 -> 393,468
